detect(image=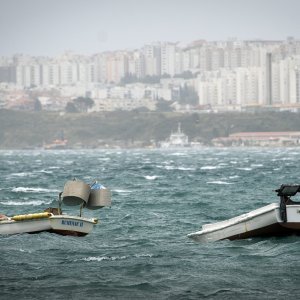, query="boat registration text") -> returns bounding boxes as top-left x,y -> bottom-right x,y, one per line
61,220 -> 84,227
